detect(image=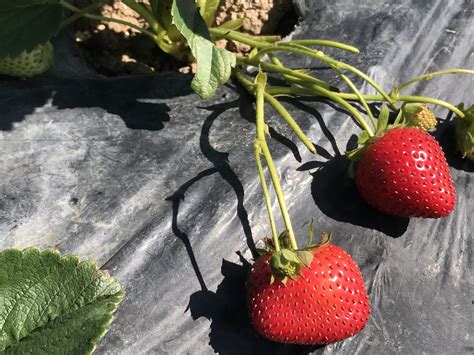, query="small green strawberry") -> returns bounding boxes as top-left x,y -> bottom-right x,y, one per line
403,103 -> 437,131
0,42 -> 54,78
455,103 -> 474,160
